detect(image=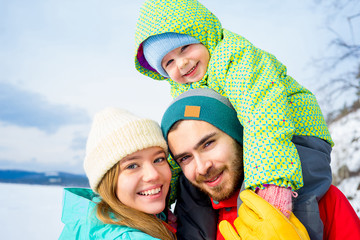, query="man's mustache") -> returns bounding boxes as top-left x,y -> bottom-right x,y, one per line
195,168 -> 223,183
